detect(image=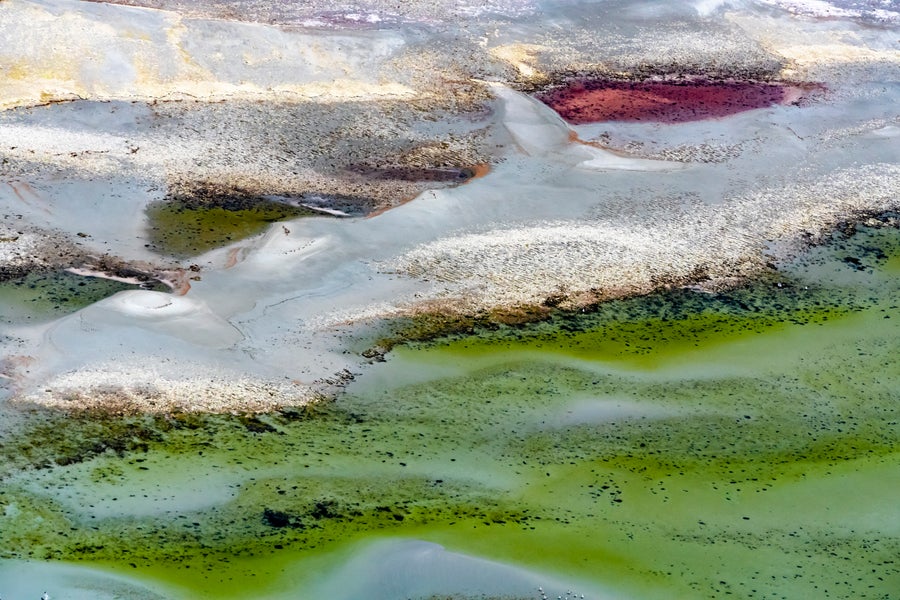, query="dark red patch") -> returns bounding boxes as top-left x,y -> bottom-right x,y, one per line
537,80 -> 810,124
